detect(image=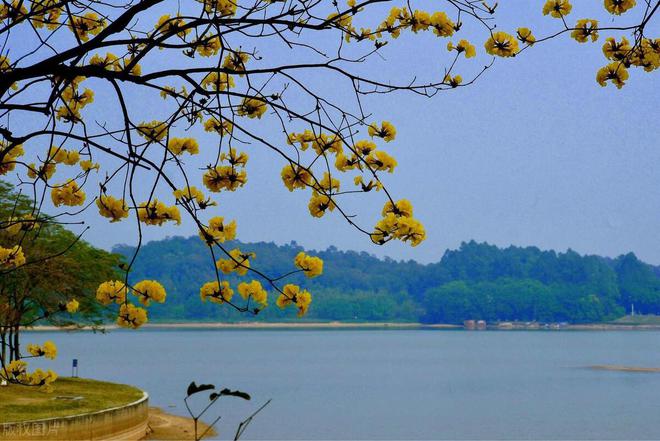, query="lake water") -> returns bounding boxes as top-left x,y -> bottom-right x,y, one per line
23,329 -> 660,440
